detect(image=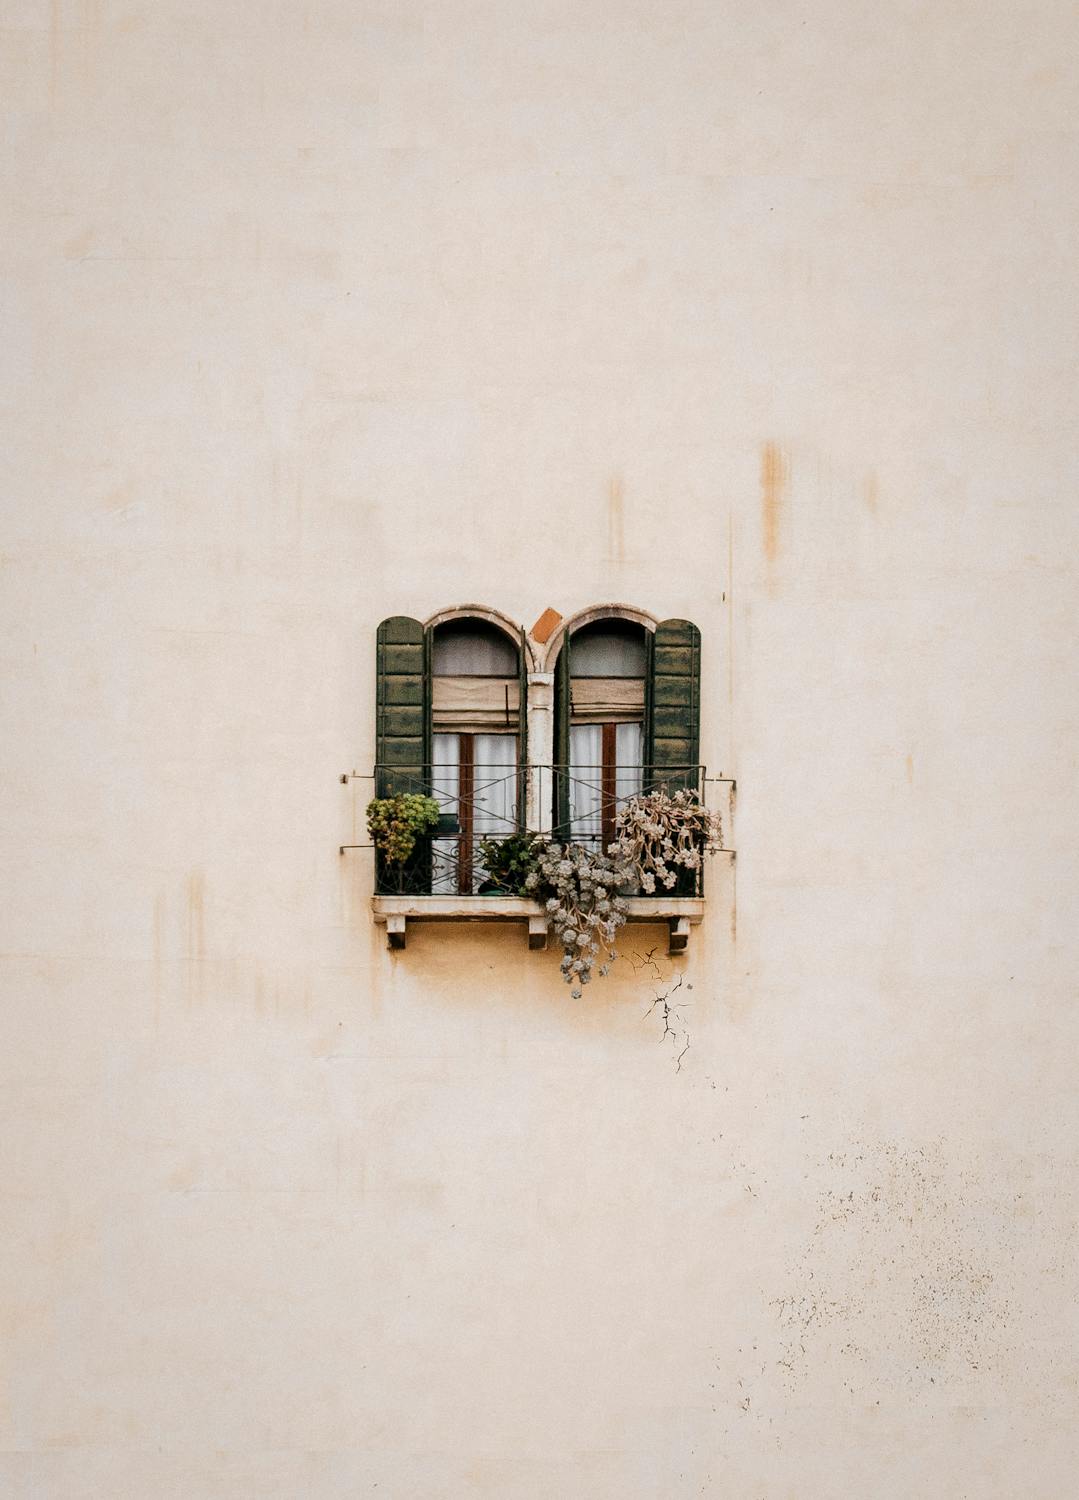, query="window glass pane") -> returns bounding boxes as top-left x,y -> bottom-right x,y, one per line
570,620 -> 647,677
431,840 -> 459,894
430,733 -> 460,894
616,721 -> 644,895
615,722 -> 643,806
569,723 -> 603,845
472,734 -> 518,838
432,621 -> 518,676
432,733 -> 519,893
430,733 -> 460,813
